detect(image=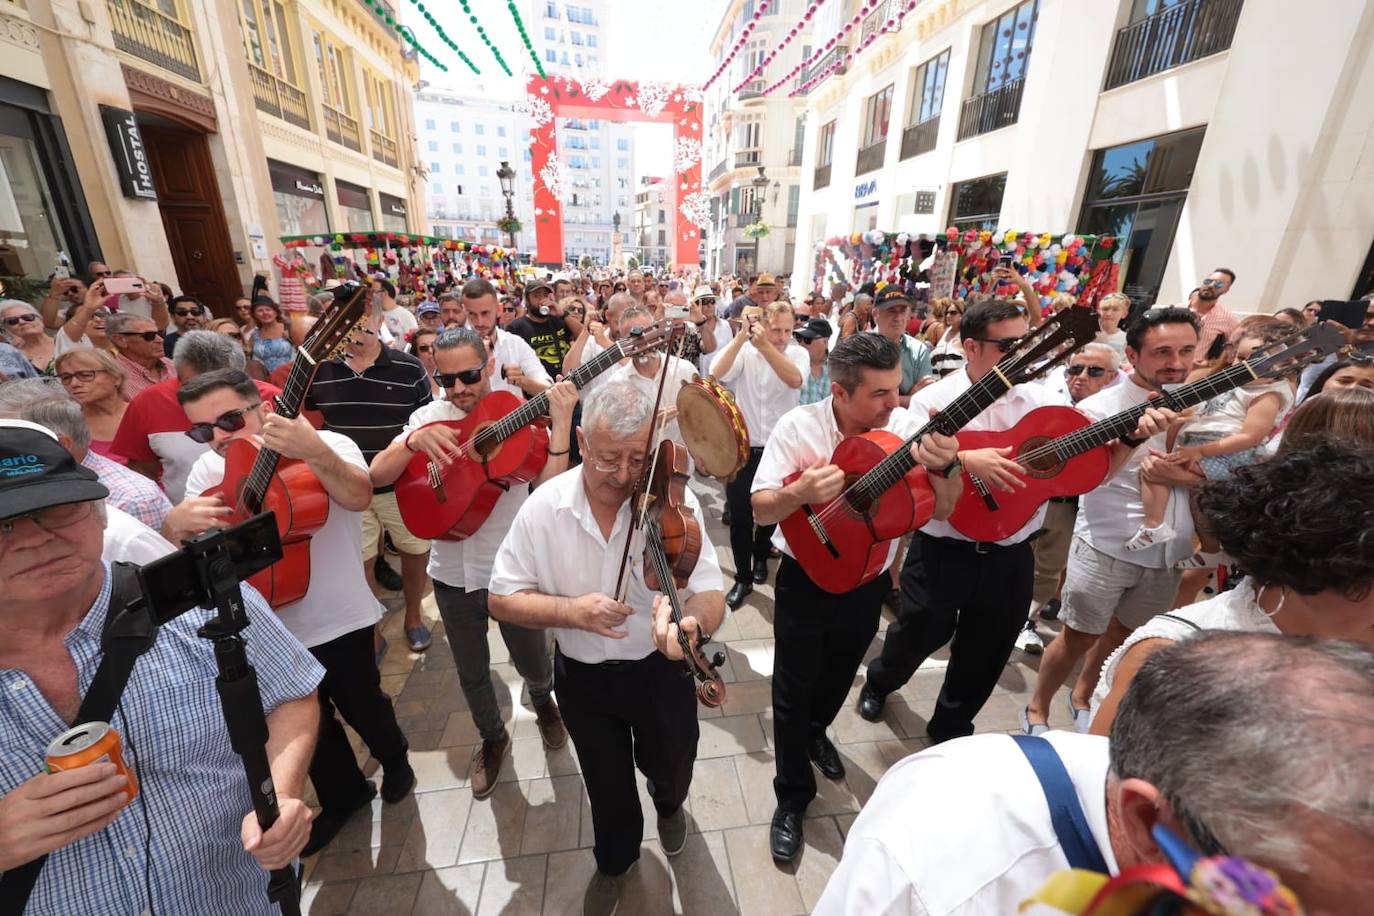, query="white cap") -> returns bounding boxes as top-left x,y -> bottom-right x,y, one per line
691,285 -> 715,302
0,418 -> 59,441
